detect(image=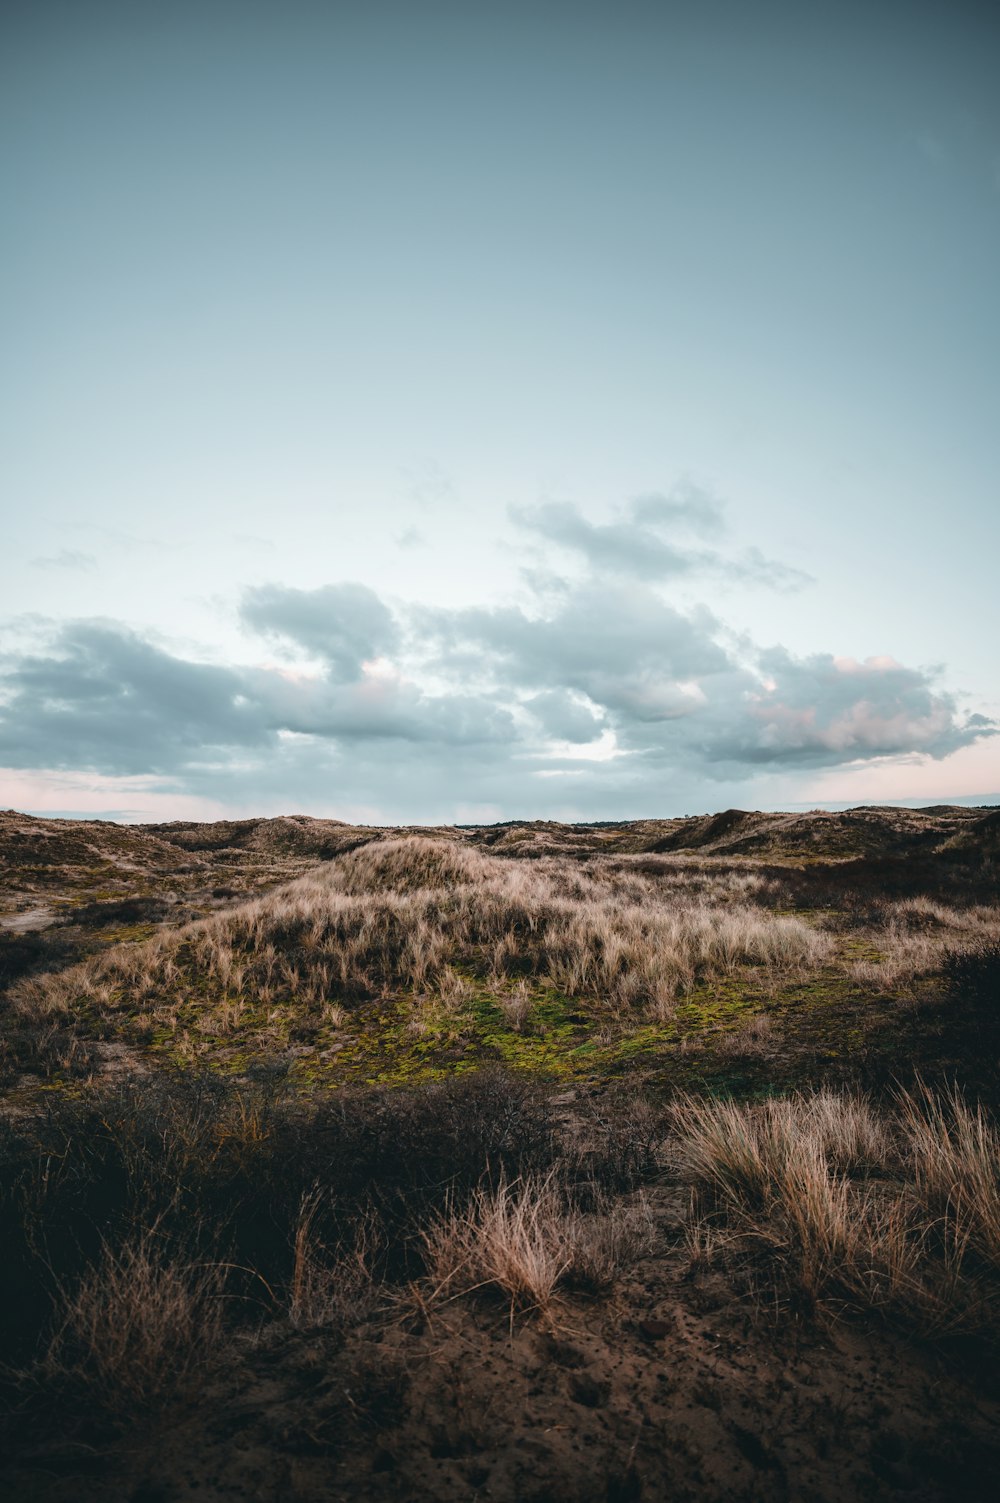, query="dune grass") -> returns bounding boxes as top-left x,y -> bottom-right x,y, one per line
4,836 -> 832,1080
673,1085 -> 1000,1332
